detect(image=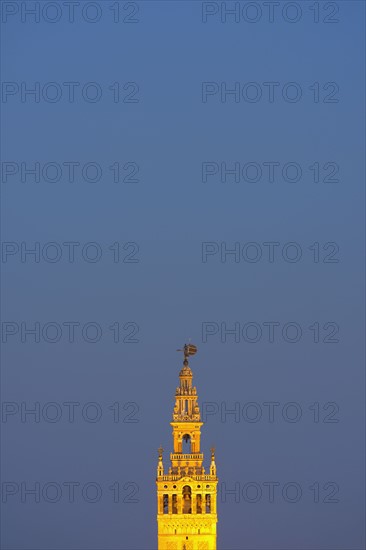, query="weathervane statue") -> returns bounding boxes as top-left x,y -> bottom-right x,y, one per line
177,343 -> 198,361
